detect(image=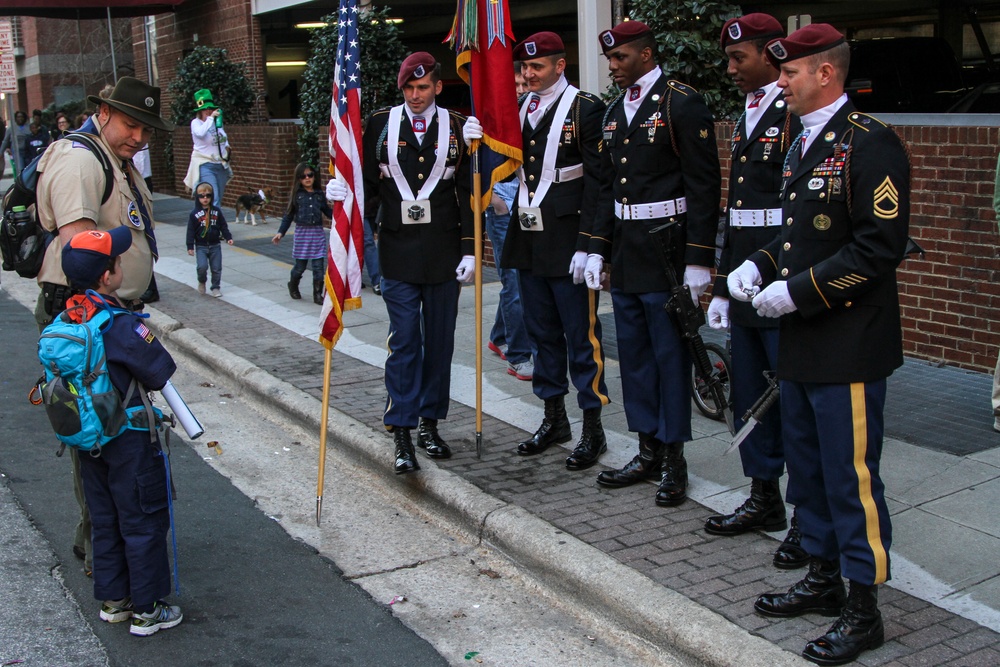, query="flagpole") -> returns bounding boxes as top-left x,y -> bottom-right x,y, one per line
317,345 -> 333,525
473,148 -> 484,459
